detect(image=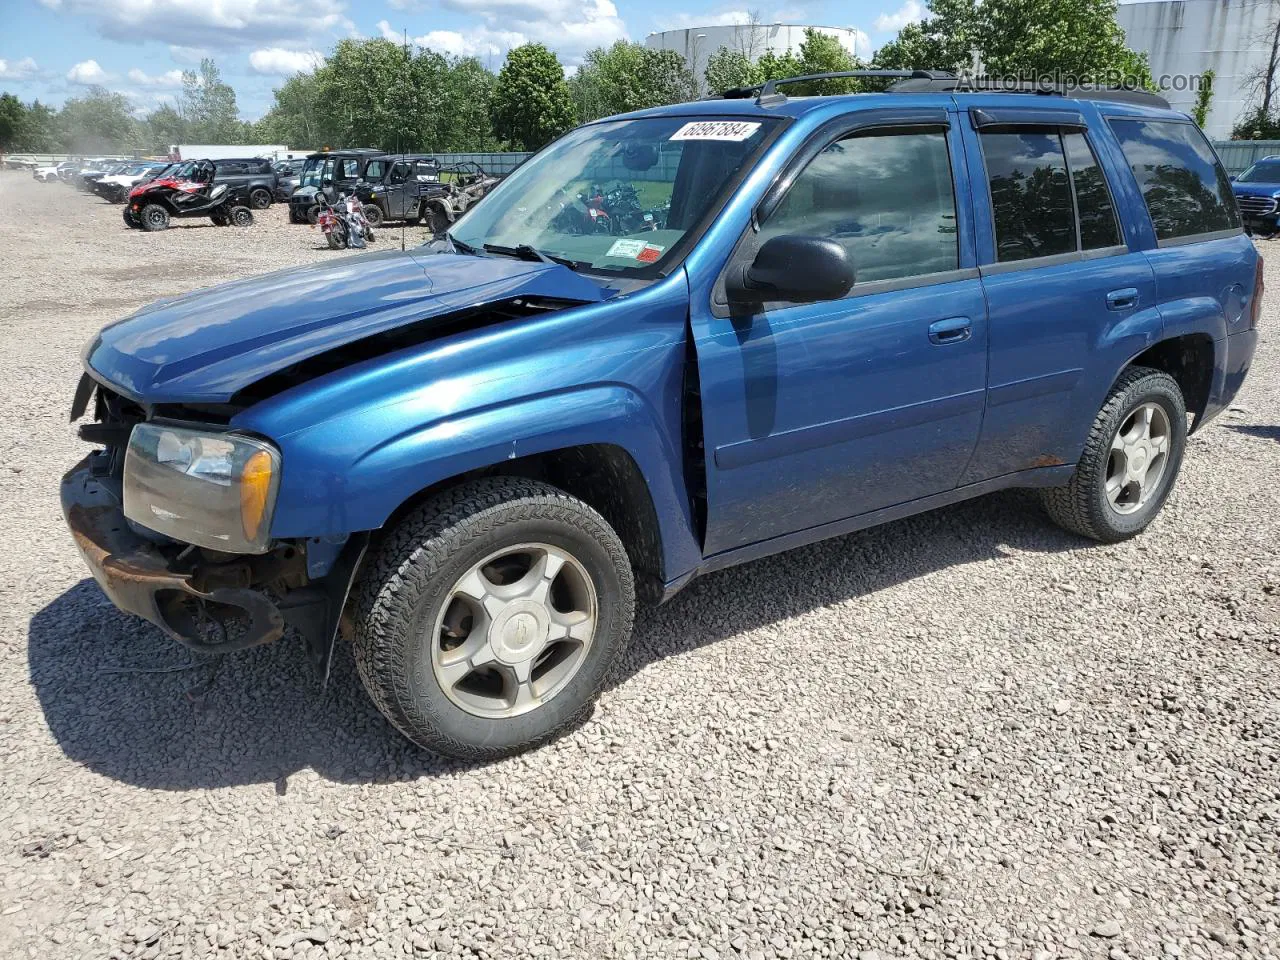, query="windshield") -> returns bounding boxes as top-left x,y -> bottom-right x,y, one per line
1237,160 -> 1280,183
451,115 -> 779,275
299,157 -> 326,188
